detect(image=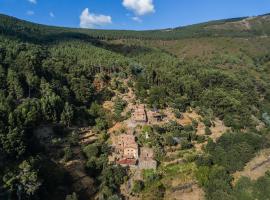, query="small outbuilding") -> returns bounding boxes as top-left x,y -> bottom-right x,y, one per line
132,104 -> 147,123
139,147 -> 157,169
